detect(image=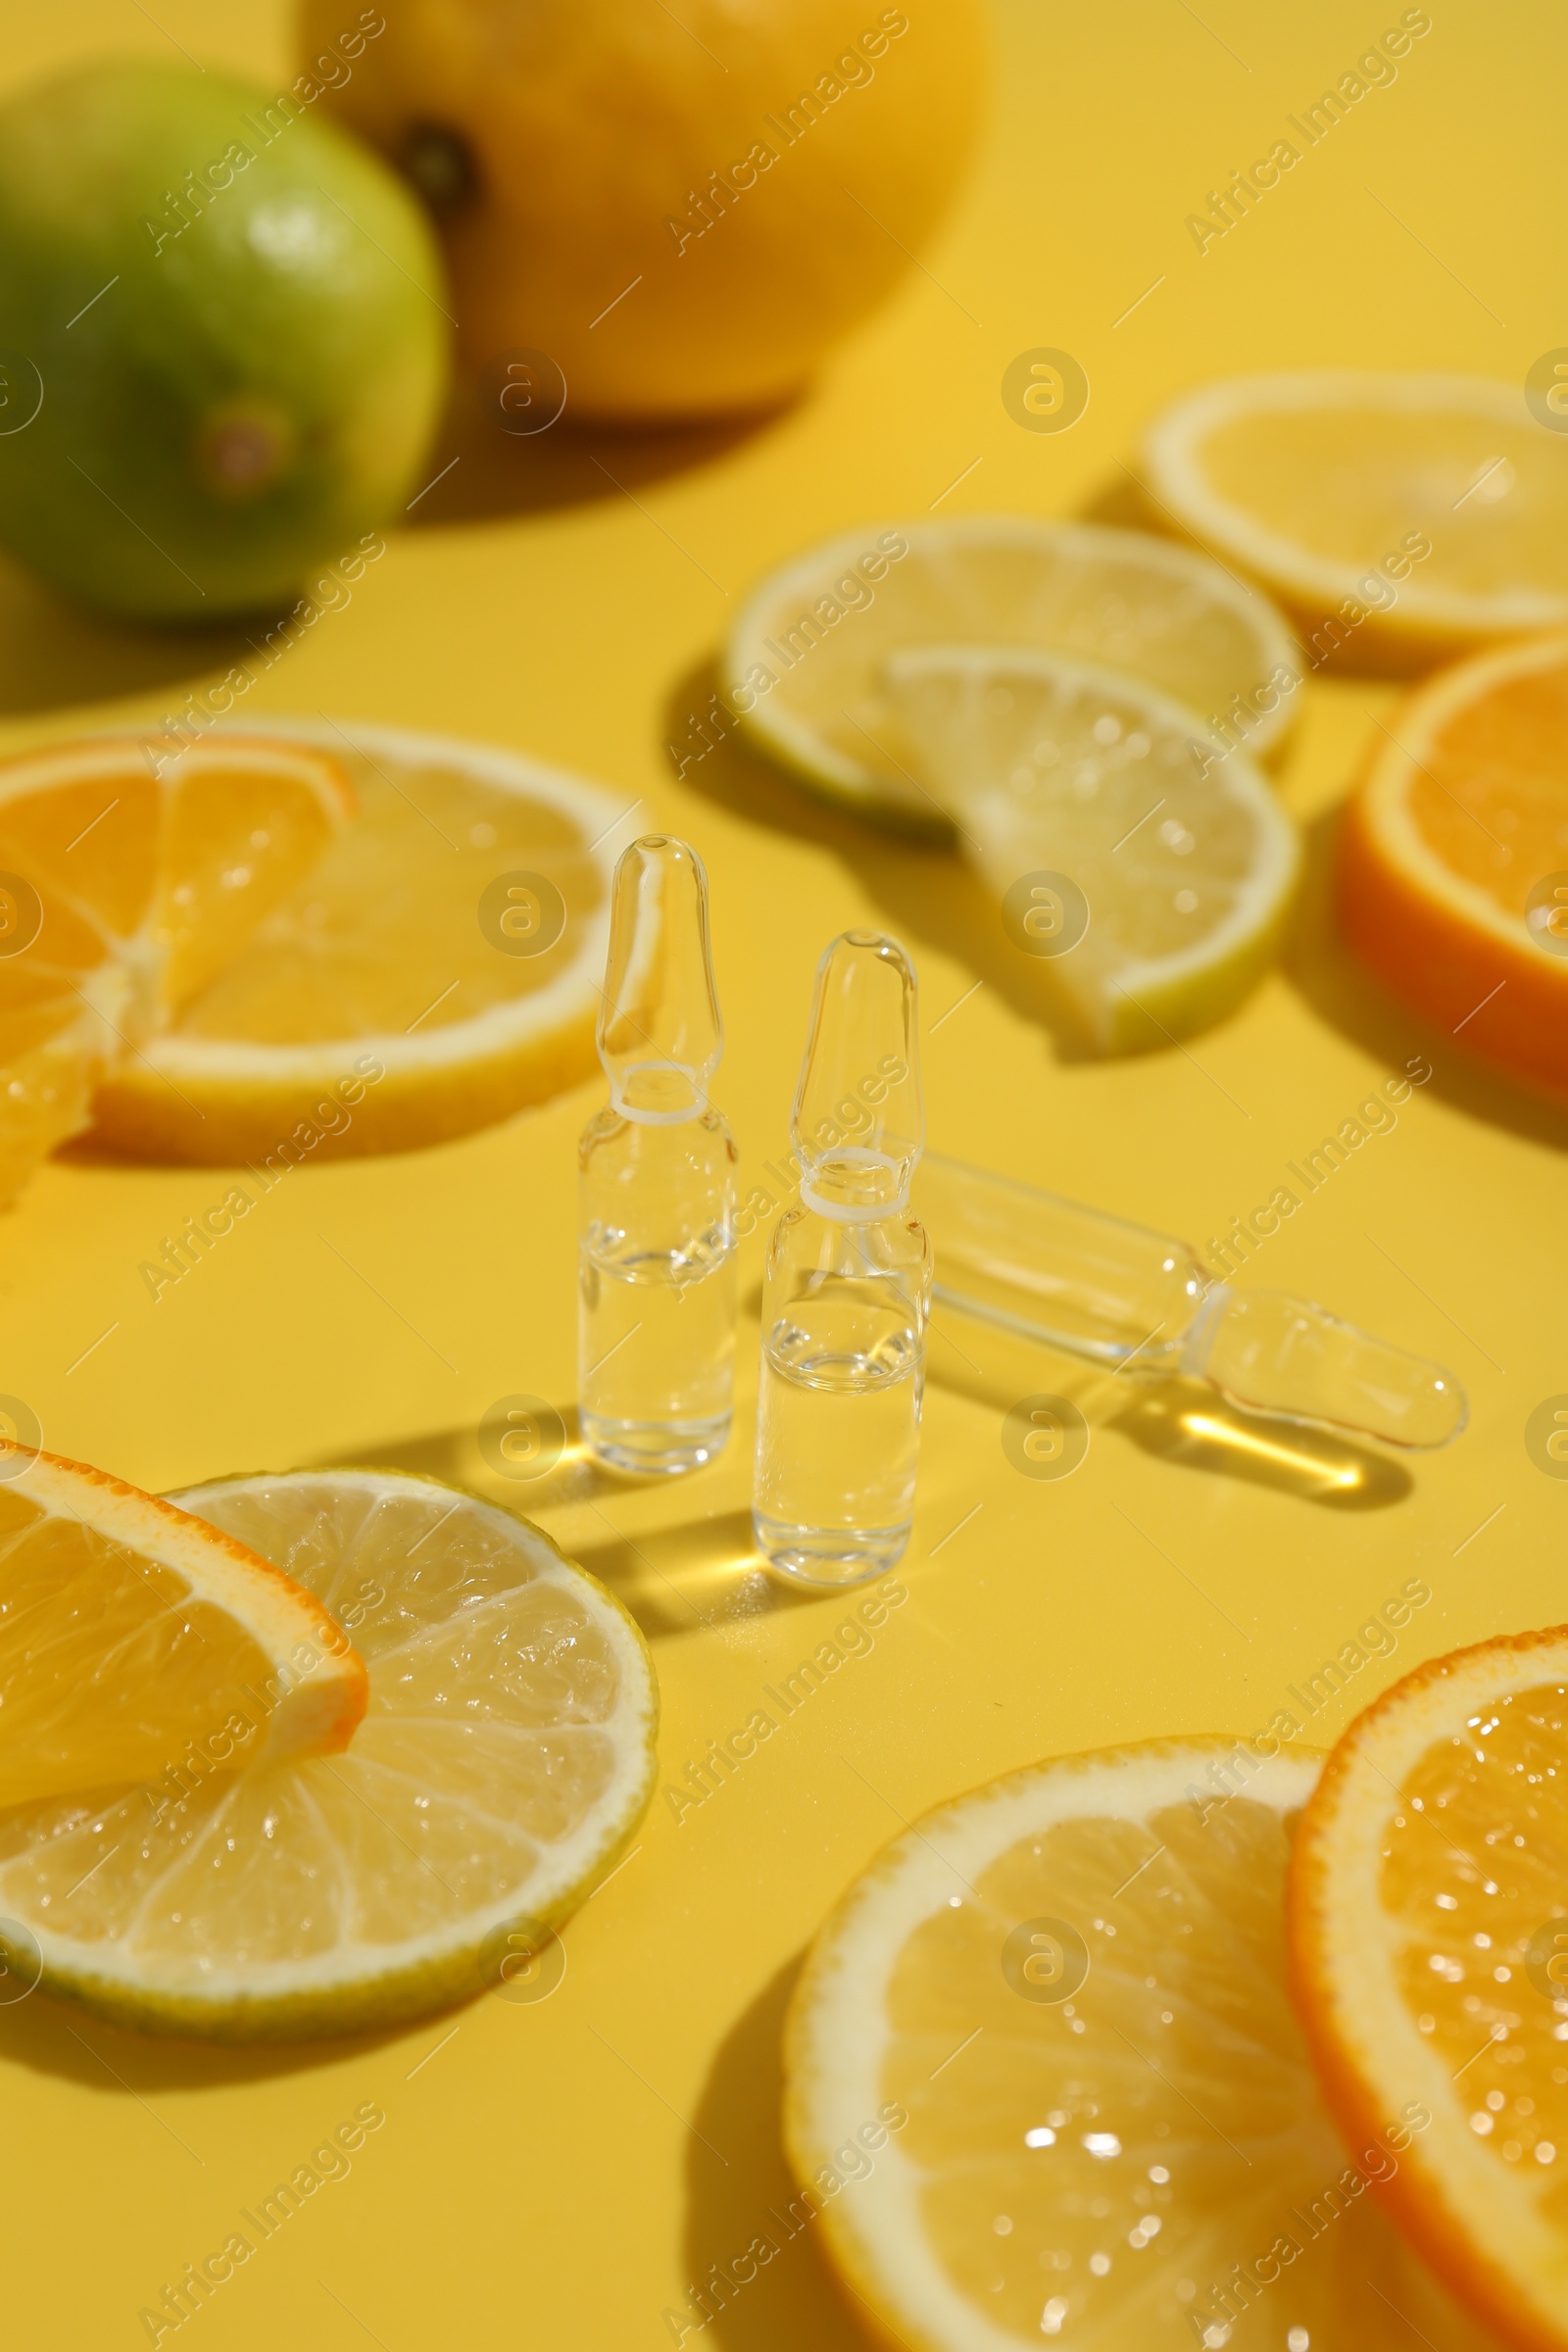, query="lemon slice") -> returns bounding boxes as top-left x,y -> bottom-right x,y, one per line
89,718 -> 624,1164
1144,371 -> 1568,664
887,645 -> 1299,1051
0,732 -> 353,1204
1290,1624 -> 1568,2350
785,1740 -> 1503,2352
0,1449 -> 366,1810
0,1469 -> 656,2041
724,519 -> 1299,835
